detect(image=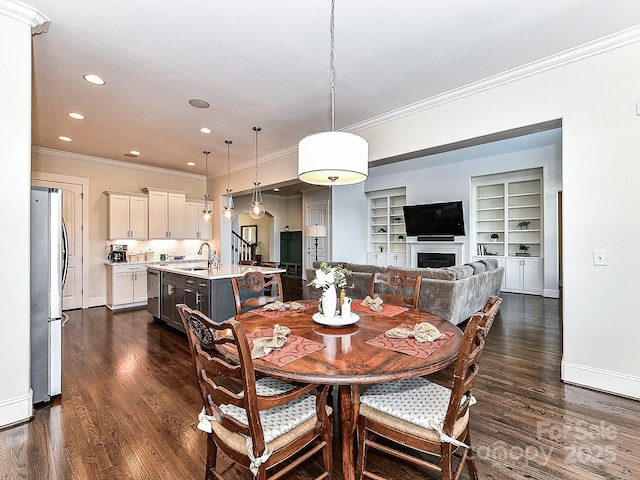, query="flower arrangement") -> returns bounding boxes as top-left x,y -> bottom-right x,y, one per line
308,262 -> 351,291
